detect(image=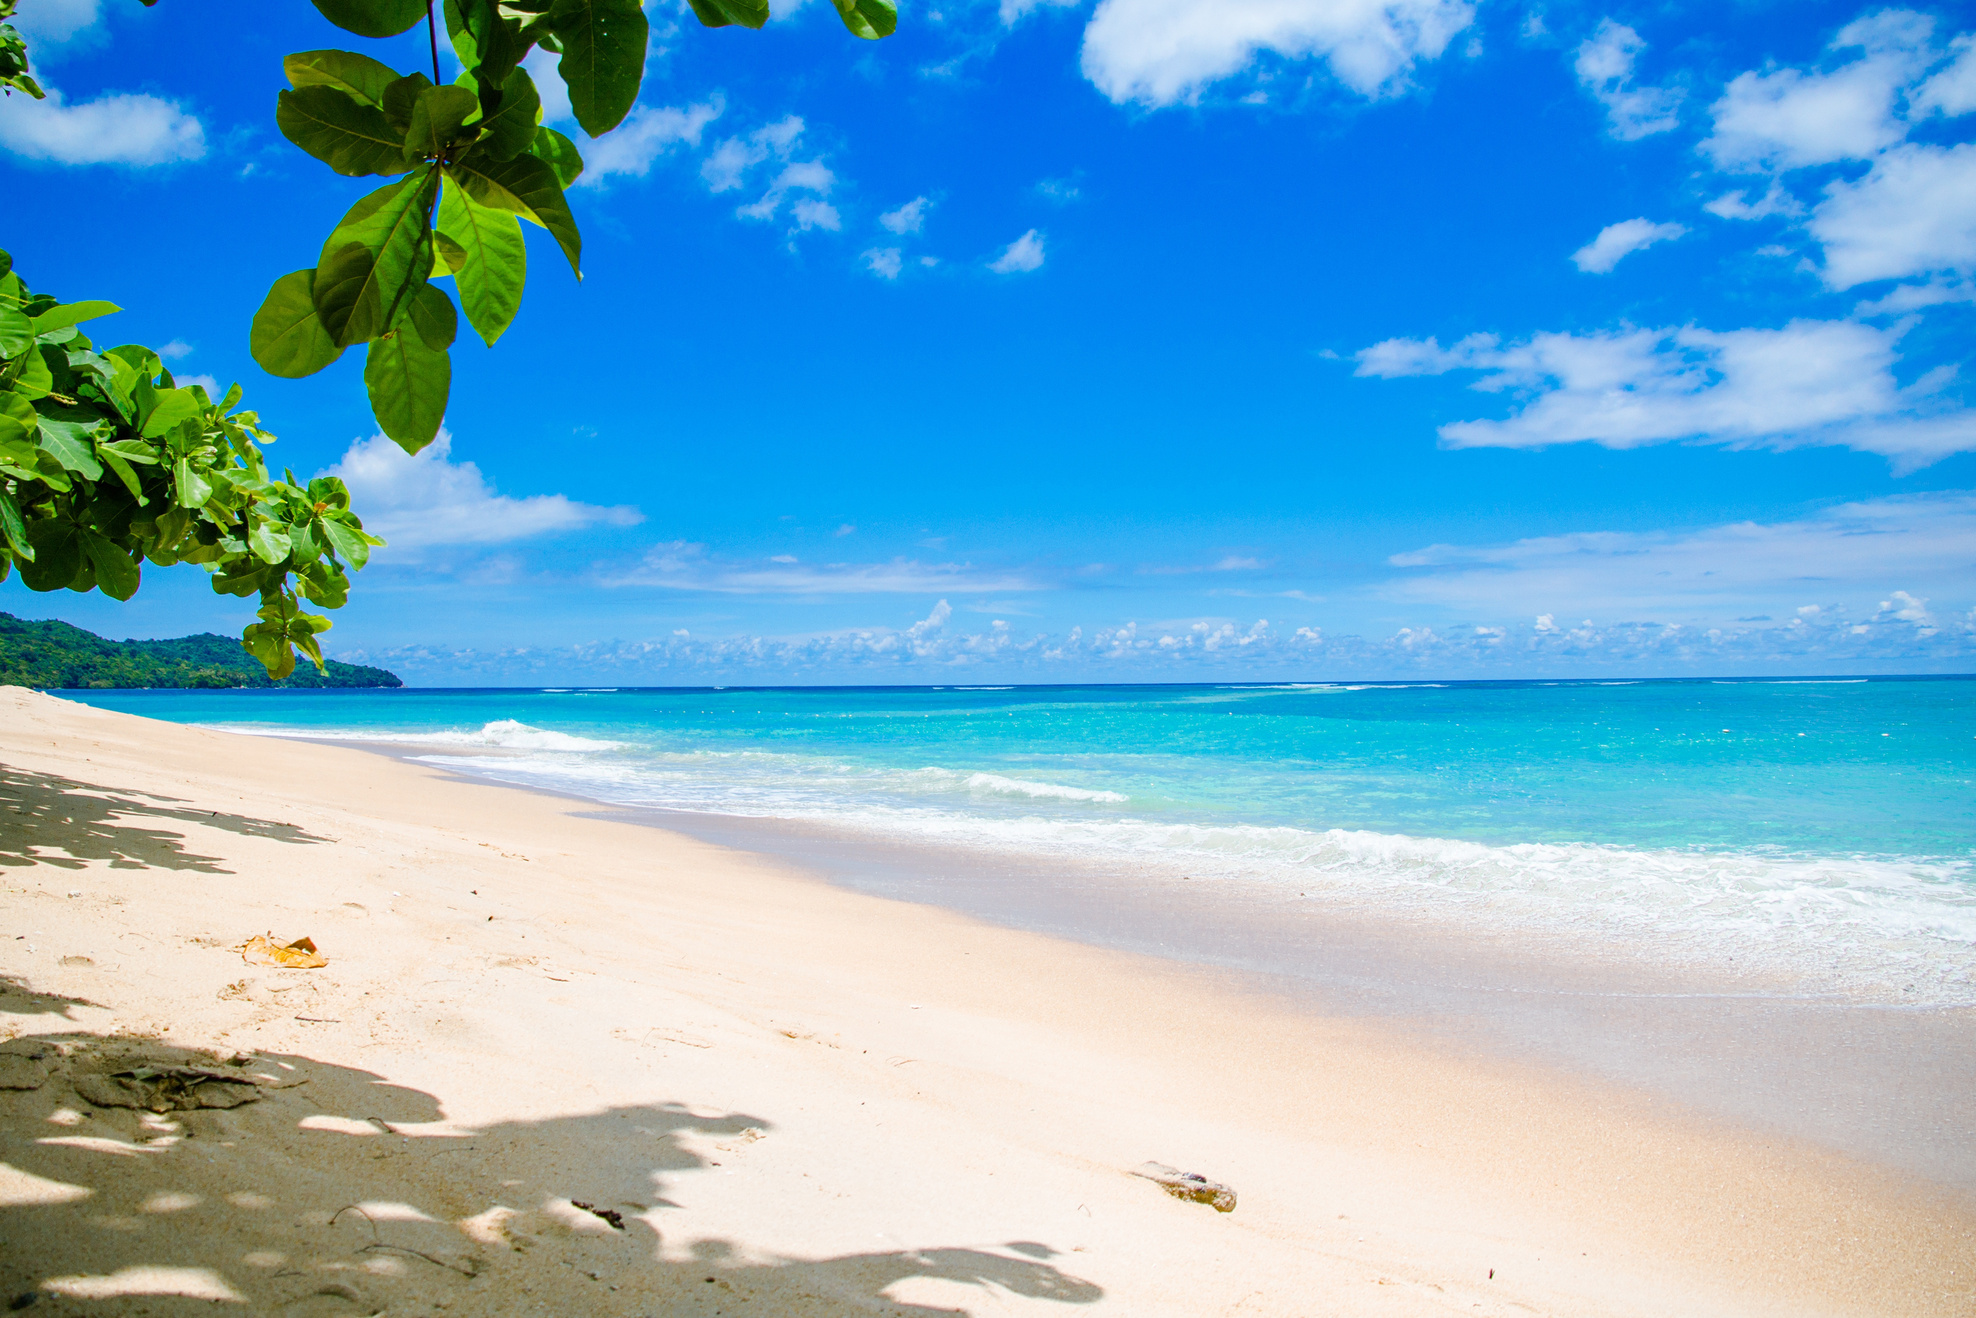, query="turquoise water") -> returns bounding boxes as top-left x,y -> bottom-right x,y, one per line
60,677 -> 1976,1002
